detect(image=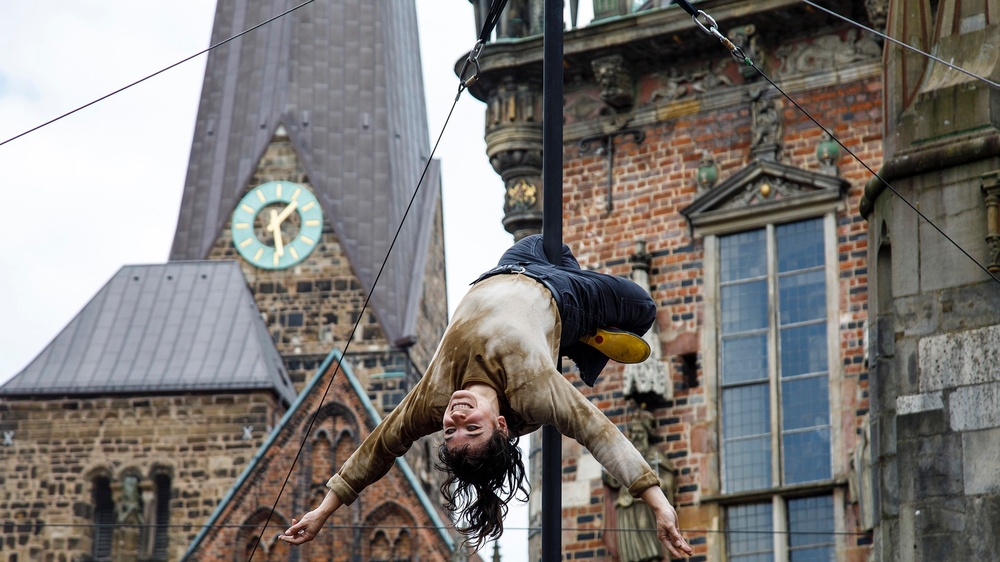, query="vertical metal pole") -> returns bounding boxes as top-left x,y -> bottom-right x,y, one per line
541,0 -> 563,560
